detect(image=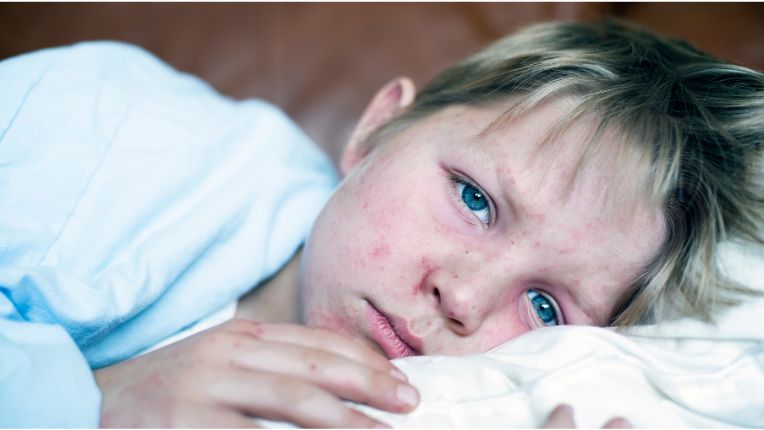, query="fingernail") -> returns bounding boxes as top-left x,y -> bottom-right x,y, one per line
396,384 -> 419,407
390,368 -> 408,382
608,418 -> 633,429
